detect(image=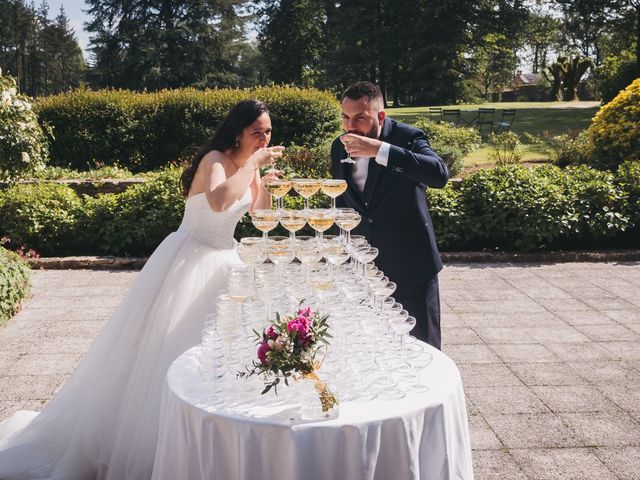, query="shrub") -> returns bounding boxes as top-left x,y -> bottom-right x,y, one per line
413,118 -> 481,176
0,69 -> 50,182
277,142 -> 331,180
588,77 -> 640,170
36,87 -> 341,172
1,164 -> 636,256
0,245 -> 31,326
32,165 -> 137,180
80,165 -> 185,255
426,185 -> 463,250
525,130 -> 593,167
596,51 -> 639,104
457,165 -> 573,251
549,165 -> 629,244
0,182 -> 82,255
616,160 -> 640,235
488,131 -> 523,165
